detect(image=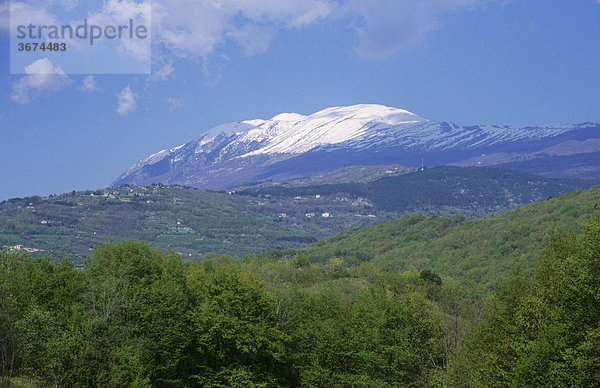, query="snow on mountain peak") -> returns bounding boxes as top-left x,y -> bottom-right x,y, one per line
271,112 -> 305,121
312,104 -> 425,122
200,121 -> 260,140
185,104 -> 431,157
125,104 -> 586,176
114,104 -> 599,189
233,104 -> 428,156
